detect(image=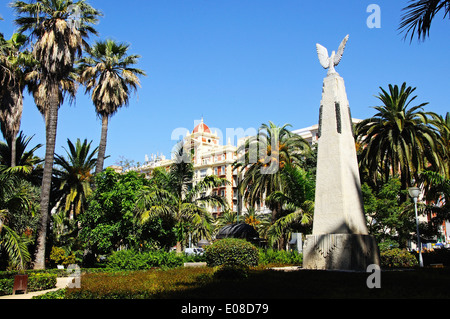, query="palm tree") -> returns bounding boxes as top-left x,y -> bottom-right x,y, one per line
236,122 -> 310,220
431,112 -> 450,177
399,0 -> 450,42
0,132 -> 42,186
0,170 -> 35,271
356,83 -> 445,193
0,32 -> 33,167
135,145 -> 228,252
12,0 -> 101,269
265,164 -> 315,248
77,39 -> 146,175
53,138 -> 98,218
